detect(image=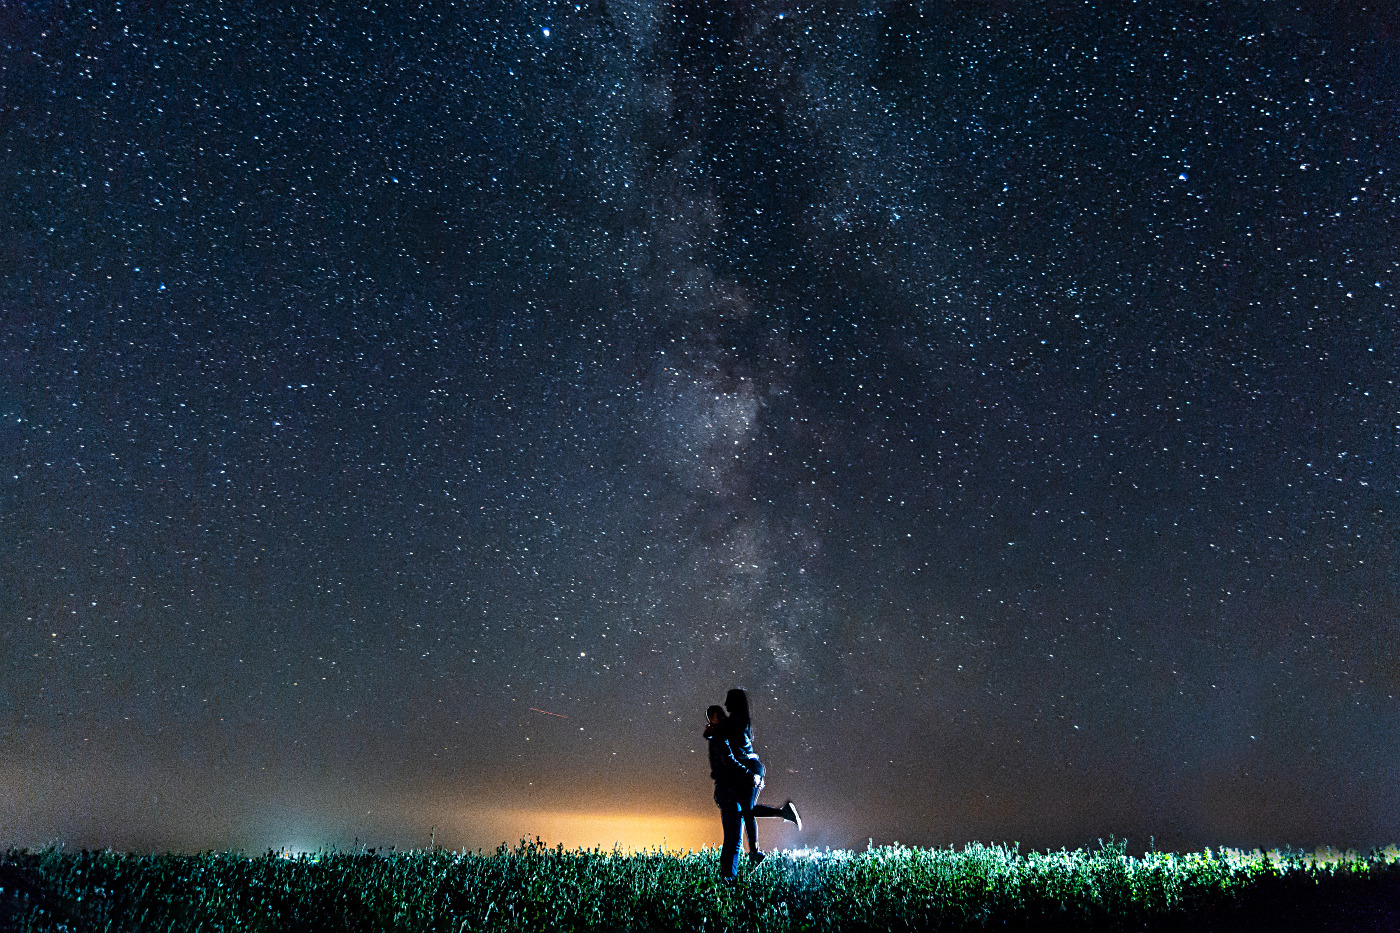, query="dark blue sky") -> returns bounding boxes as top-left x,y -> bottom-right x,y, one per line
2,0 -> 1398,853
